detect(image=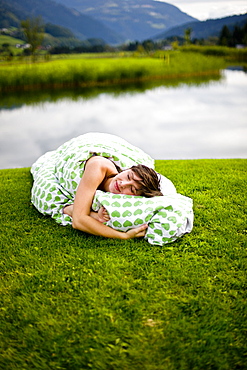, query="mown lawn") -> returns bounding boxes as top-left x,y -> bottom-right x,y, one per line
0,159 -> 246,370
